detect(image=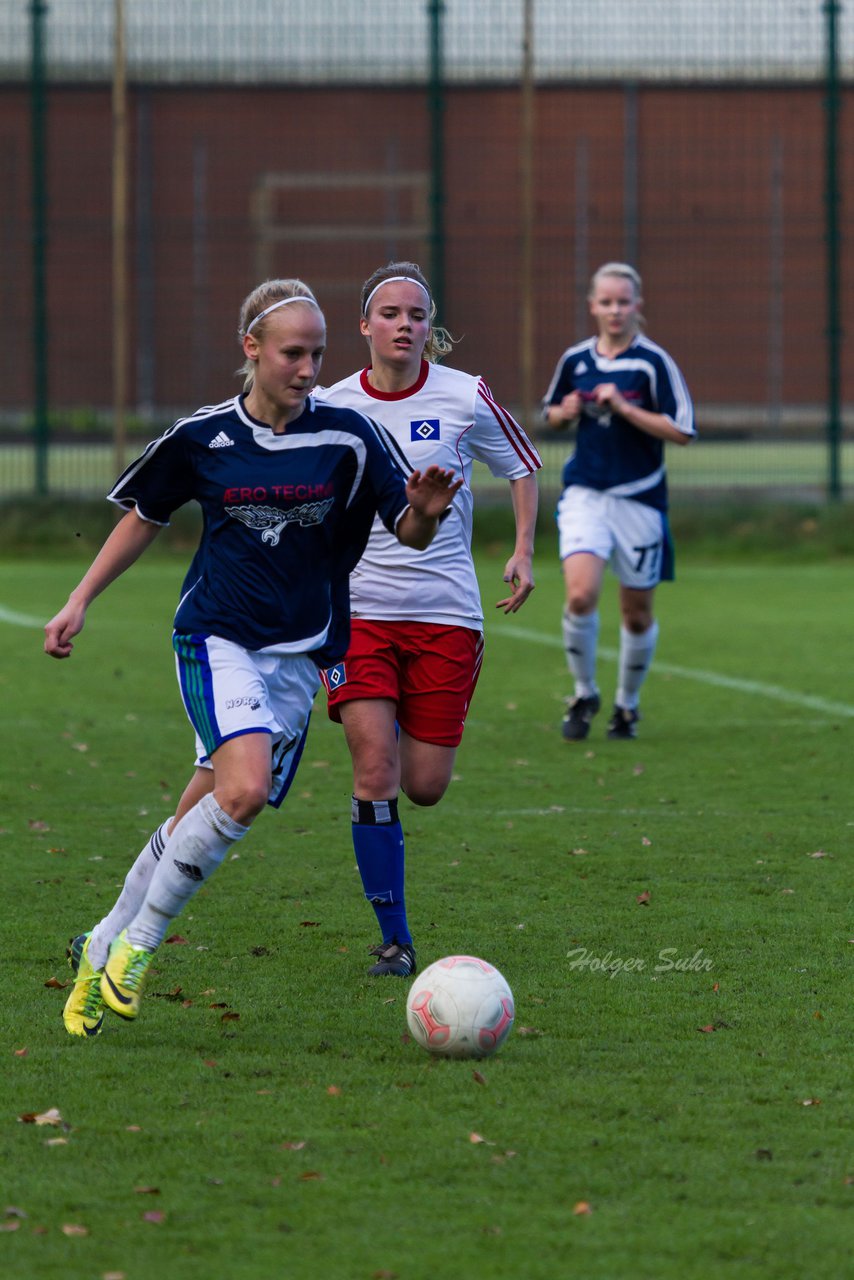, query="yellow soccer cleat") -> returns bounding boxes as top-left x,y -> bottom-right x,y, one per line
63,933 -> 105,1038
101,930 -> 155,1020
